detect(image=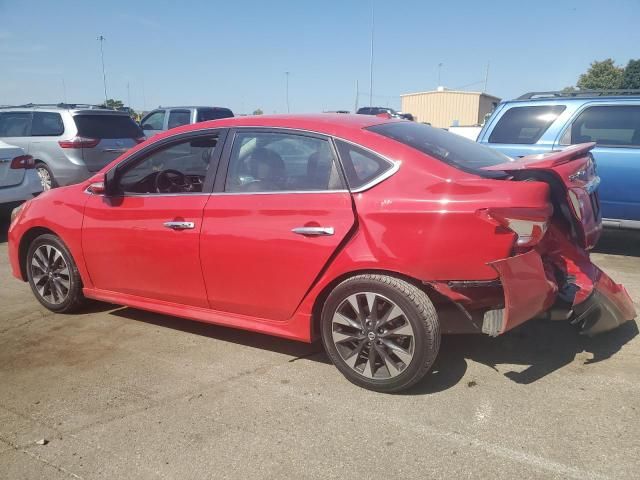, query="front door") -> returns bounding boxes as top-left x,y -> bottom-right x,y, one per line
200,129 -> 355,321
554,104 -> 640,223
82,130 -> 225,307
